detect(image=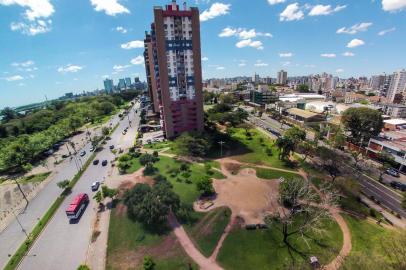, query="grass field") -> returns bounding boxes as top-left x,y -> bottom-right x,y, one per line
341,214 -> 400,269
255,167 -> 301,180
153,156 -> 225,204
217,217 -> 342,270
184,207 -> 231,257
107,203 -> 198,270
226,128 -> 291,169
